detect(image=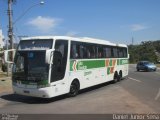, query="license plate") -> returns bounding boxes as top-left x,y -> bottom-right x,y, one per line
23,90 -> 30,94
